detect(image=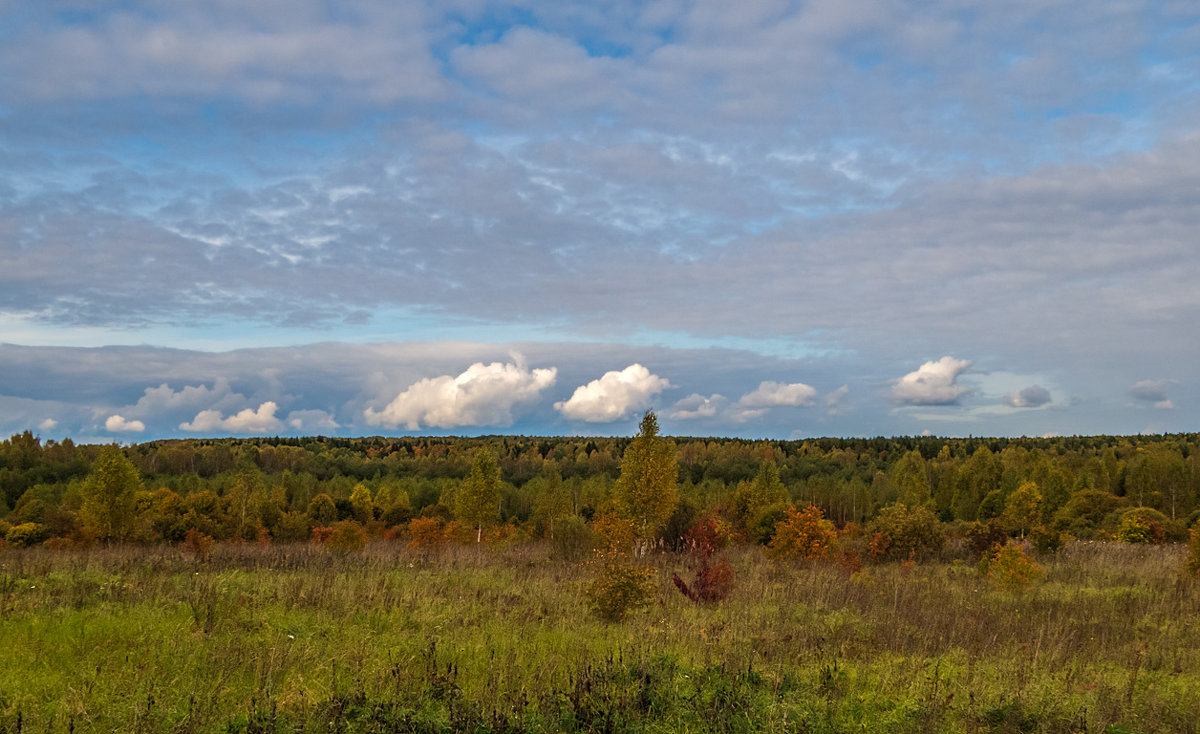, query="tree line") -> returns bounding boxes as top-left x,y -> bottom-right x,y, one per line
1,426 -> 1198,549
